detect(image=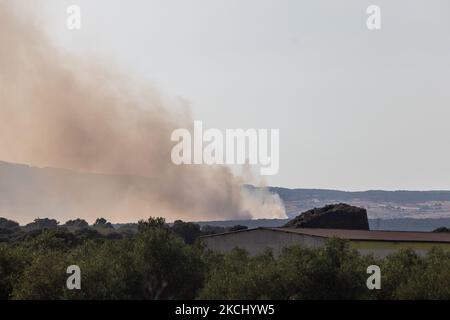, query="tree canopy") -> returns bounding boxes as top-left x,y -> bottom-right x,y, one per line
0,216 -> 448,300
